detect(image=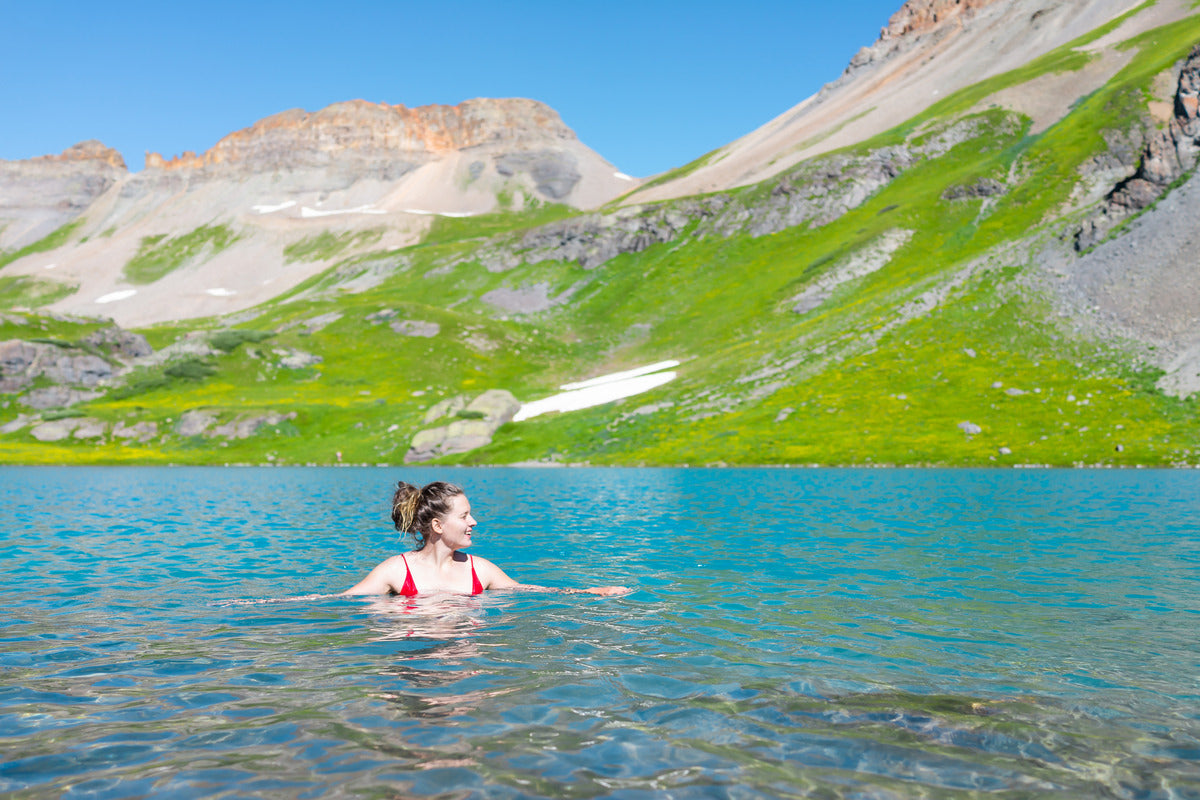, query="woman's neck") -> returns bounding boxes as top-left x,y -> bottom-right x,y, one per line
416,536 -> 457,567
